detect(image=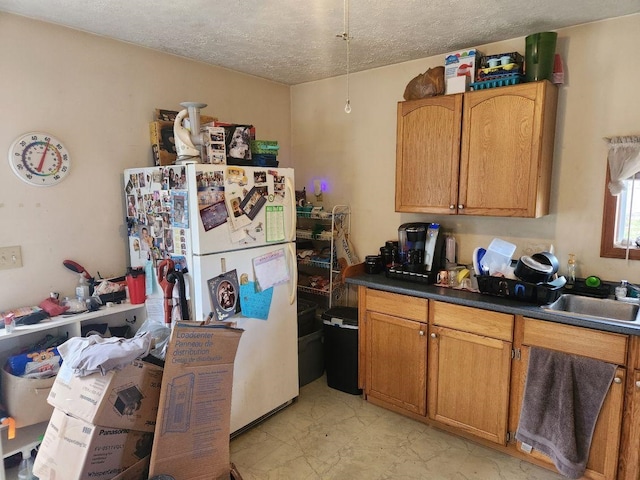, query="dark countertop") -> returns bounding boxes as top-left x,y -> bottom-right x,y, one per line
346,273 -> 640,336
